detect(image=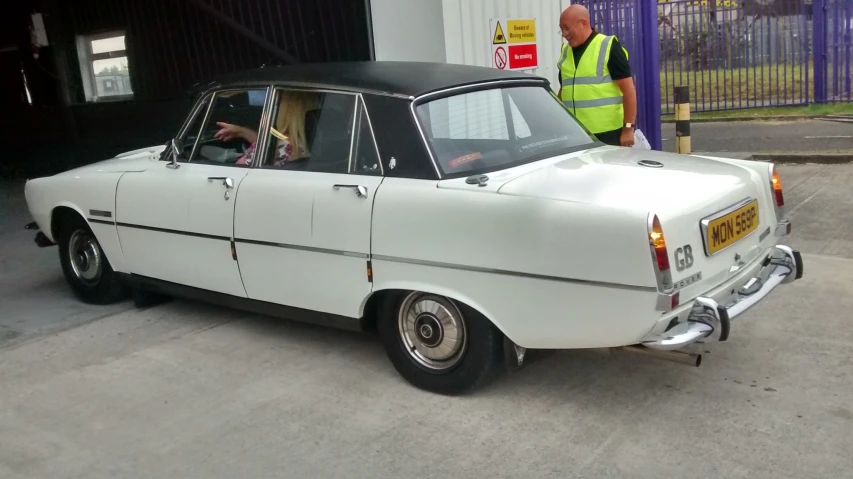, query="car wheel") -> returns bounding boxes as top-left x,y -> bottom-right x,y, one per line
378,291 -> 504,395
57,216 -> 127,304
